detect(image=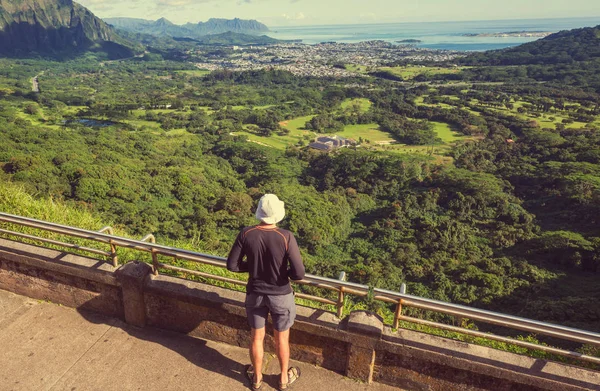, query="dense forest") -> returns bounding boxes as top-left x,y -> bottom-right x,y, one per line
0,24 -> 599,335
